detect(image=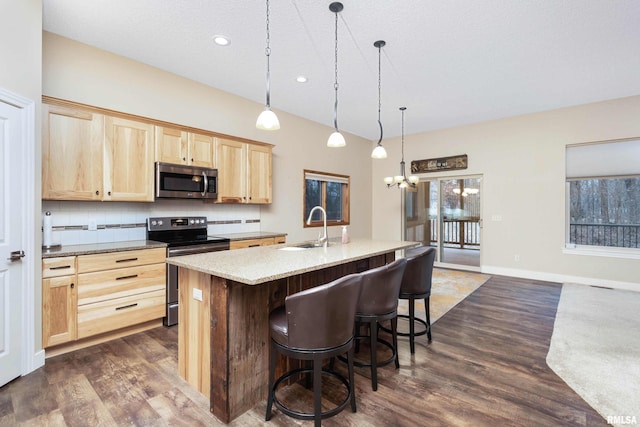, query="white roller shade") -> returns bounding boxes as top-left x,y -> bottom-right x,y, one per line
304,171 -> 349,184
566,138 -> 640,179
